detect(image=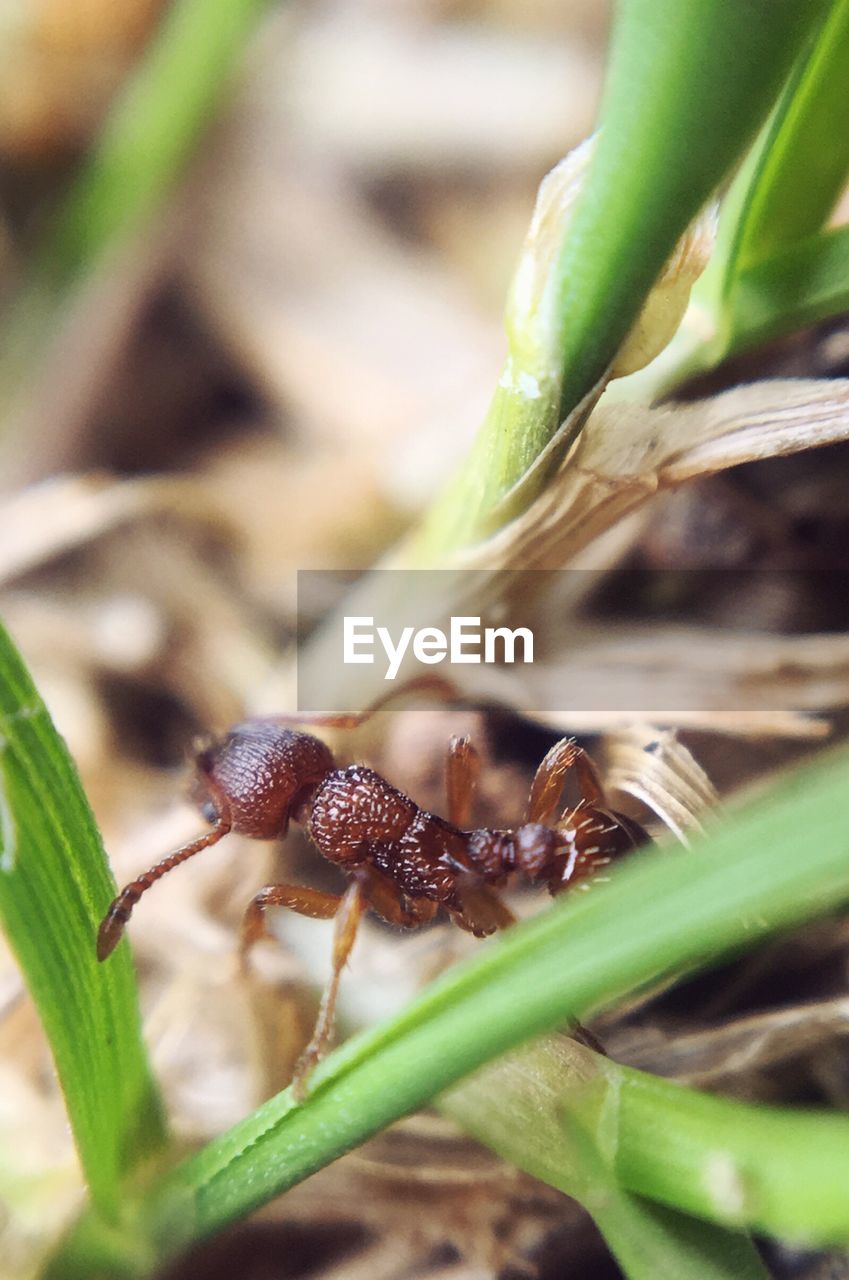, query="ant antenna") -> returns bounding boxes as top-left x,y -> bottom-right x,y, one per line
97,814 -> 232,961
